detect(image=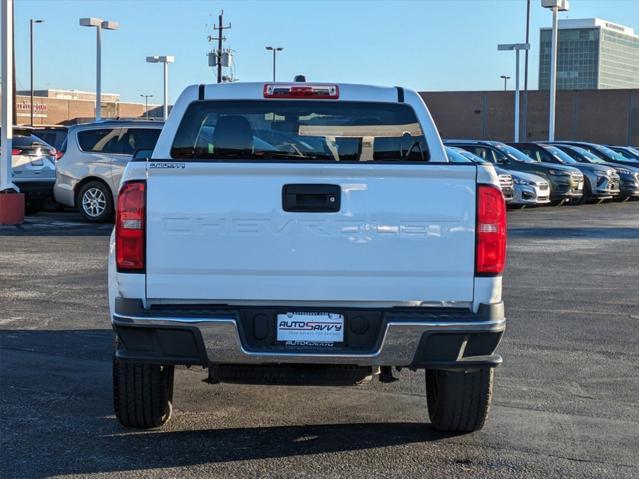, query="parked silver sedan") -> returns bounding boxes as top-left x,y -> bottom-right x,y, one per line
510,170 -> 551,207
